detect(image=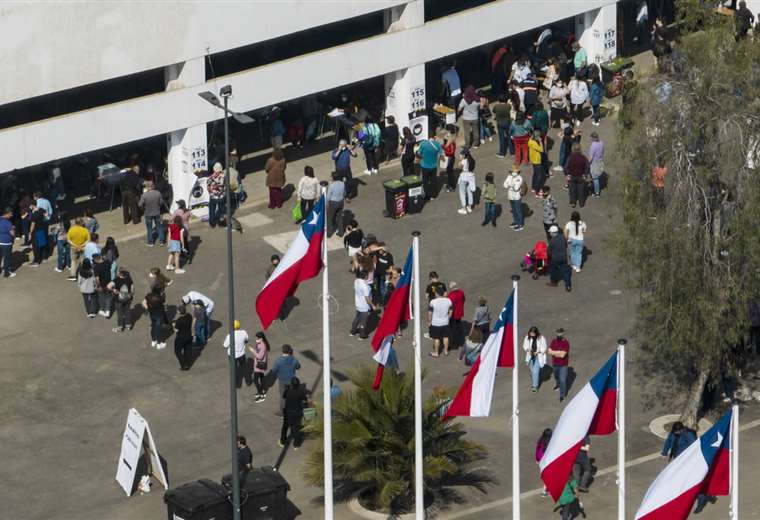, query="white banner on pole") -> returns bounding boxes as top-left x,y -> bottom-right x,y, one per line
115,408 -> 168,496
